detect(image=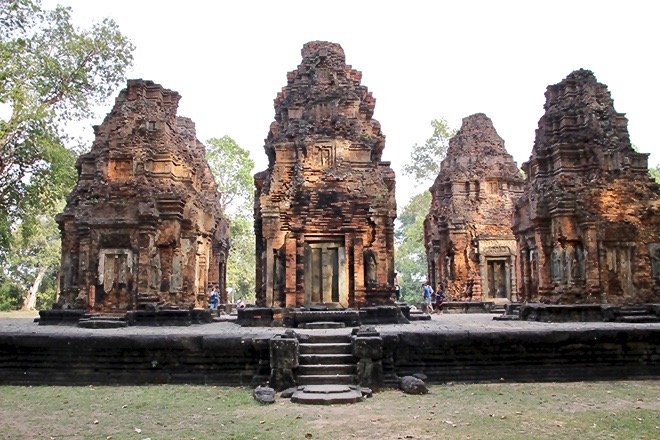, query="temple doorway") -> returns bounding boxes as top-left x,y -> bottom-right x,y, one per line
486,259 -> 508,299
304,242 -> 348,306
